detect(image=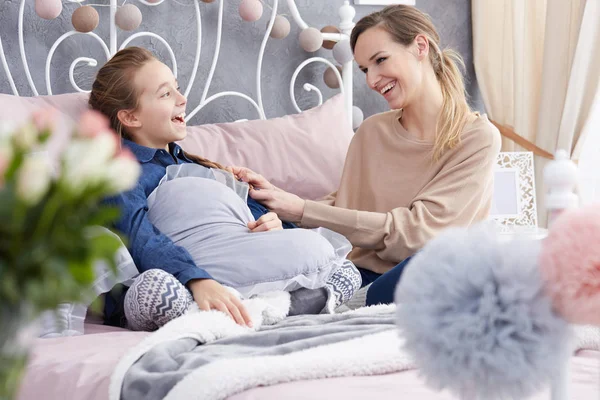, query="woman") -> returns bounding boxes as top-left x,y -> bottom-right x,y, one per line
231,5 -> 501,306
91,47 -> 361,331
